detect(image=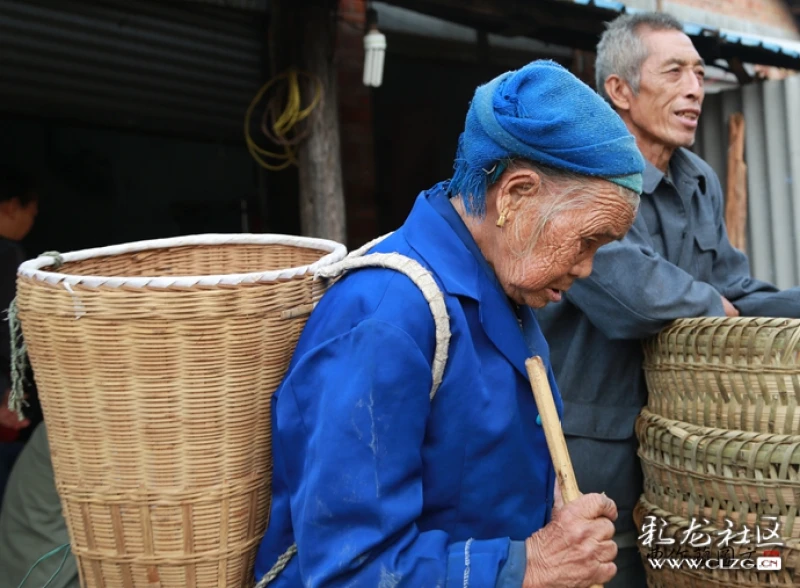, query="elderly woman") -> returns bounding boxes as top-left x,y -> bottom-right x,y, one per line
255,61 -> 644,587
